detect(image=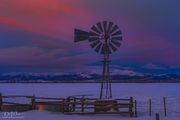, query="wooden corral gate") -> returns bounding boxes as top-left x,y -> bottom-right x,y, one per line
0,93 -> 137,117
